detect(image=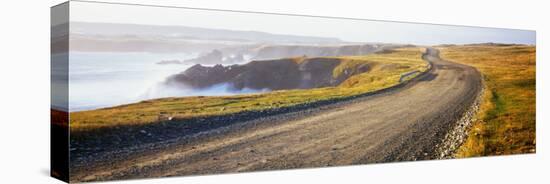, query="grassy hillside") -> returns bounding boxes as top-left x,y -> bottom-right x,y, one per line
438,45 -> 536,156
70,47 -> 429,132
